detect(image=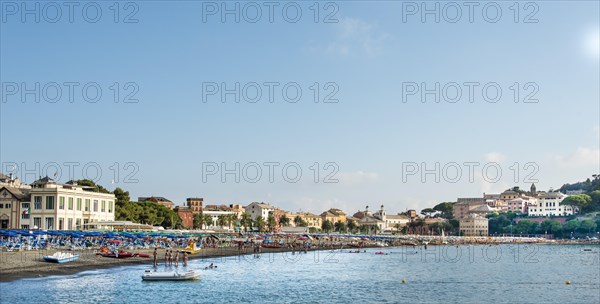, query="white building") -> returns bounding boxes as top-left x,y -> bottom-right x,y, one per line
2,177 -> 115,230
527,191 -> 576,217
245,202 -> 275,221
354,205 -> 411,232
